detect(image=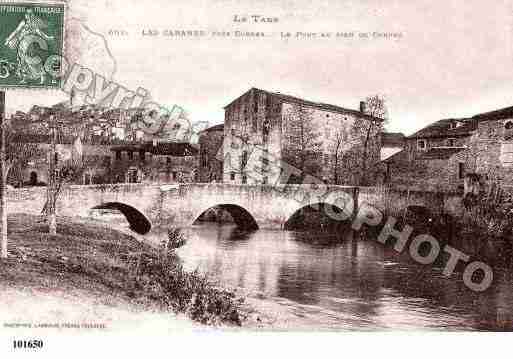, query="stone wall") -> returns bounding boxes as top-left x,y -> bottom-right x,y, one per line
472,118 -> 513,184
